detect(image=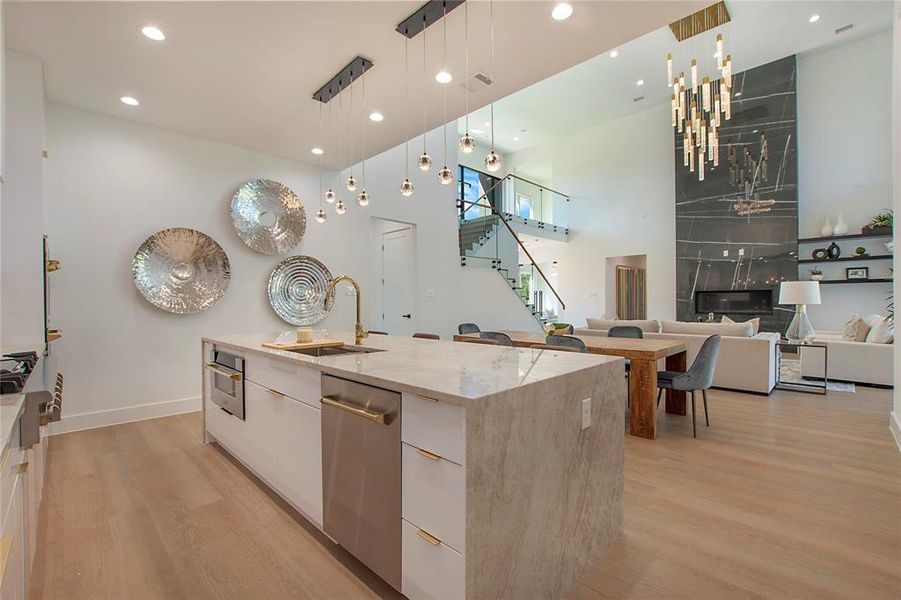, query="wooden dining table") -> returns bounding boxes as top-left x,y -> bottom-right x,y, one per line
453,331 -> 688,440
